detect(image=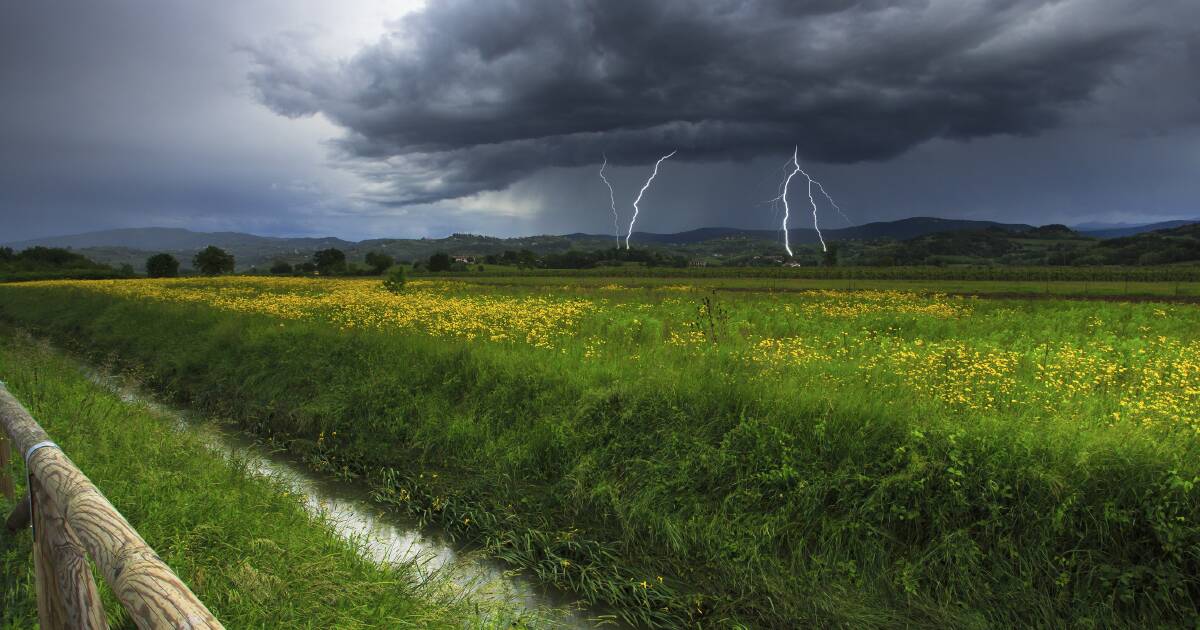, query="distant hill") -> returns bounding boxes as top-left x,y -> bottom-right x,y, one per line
3,218 -> 1035,270
5,227 -> 354,254
1075,219 -> 1200,239
1092,222 -> 1200,265
576,217 -> 1034,246
4,228 -> 357,271
6,216 -> 1198,270
824,217 -> 1033,242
